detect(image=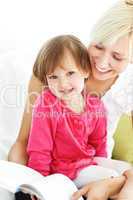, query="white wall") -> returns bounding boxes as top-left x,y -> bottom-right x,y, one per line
0,0 -> 117,61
